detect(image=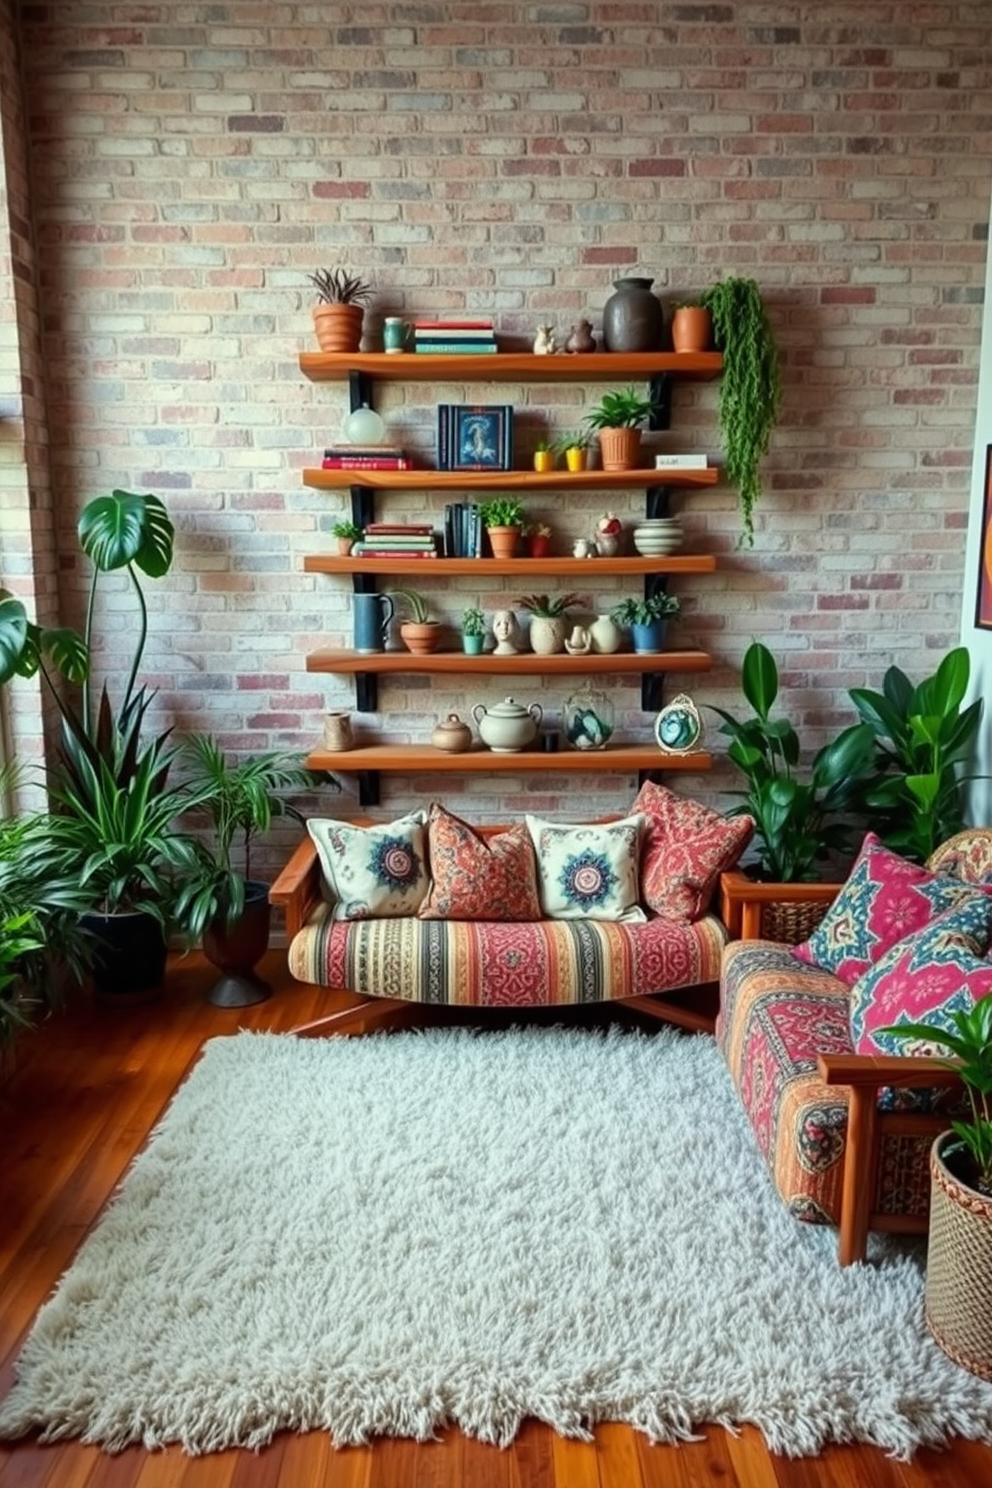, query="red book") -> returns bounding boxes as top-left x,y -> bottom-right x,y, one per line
320,457 -> 413,471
